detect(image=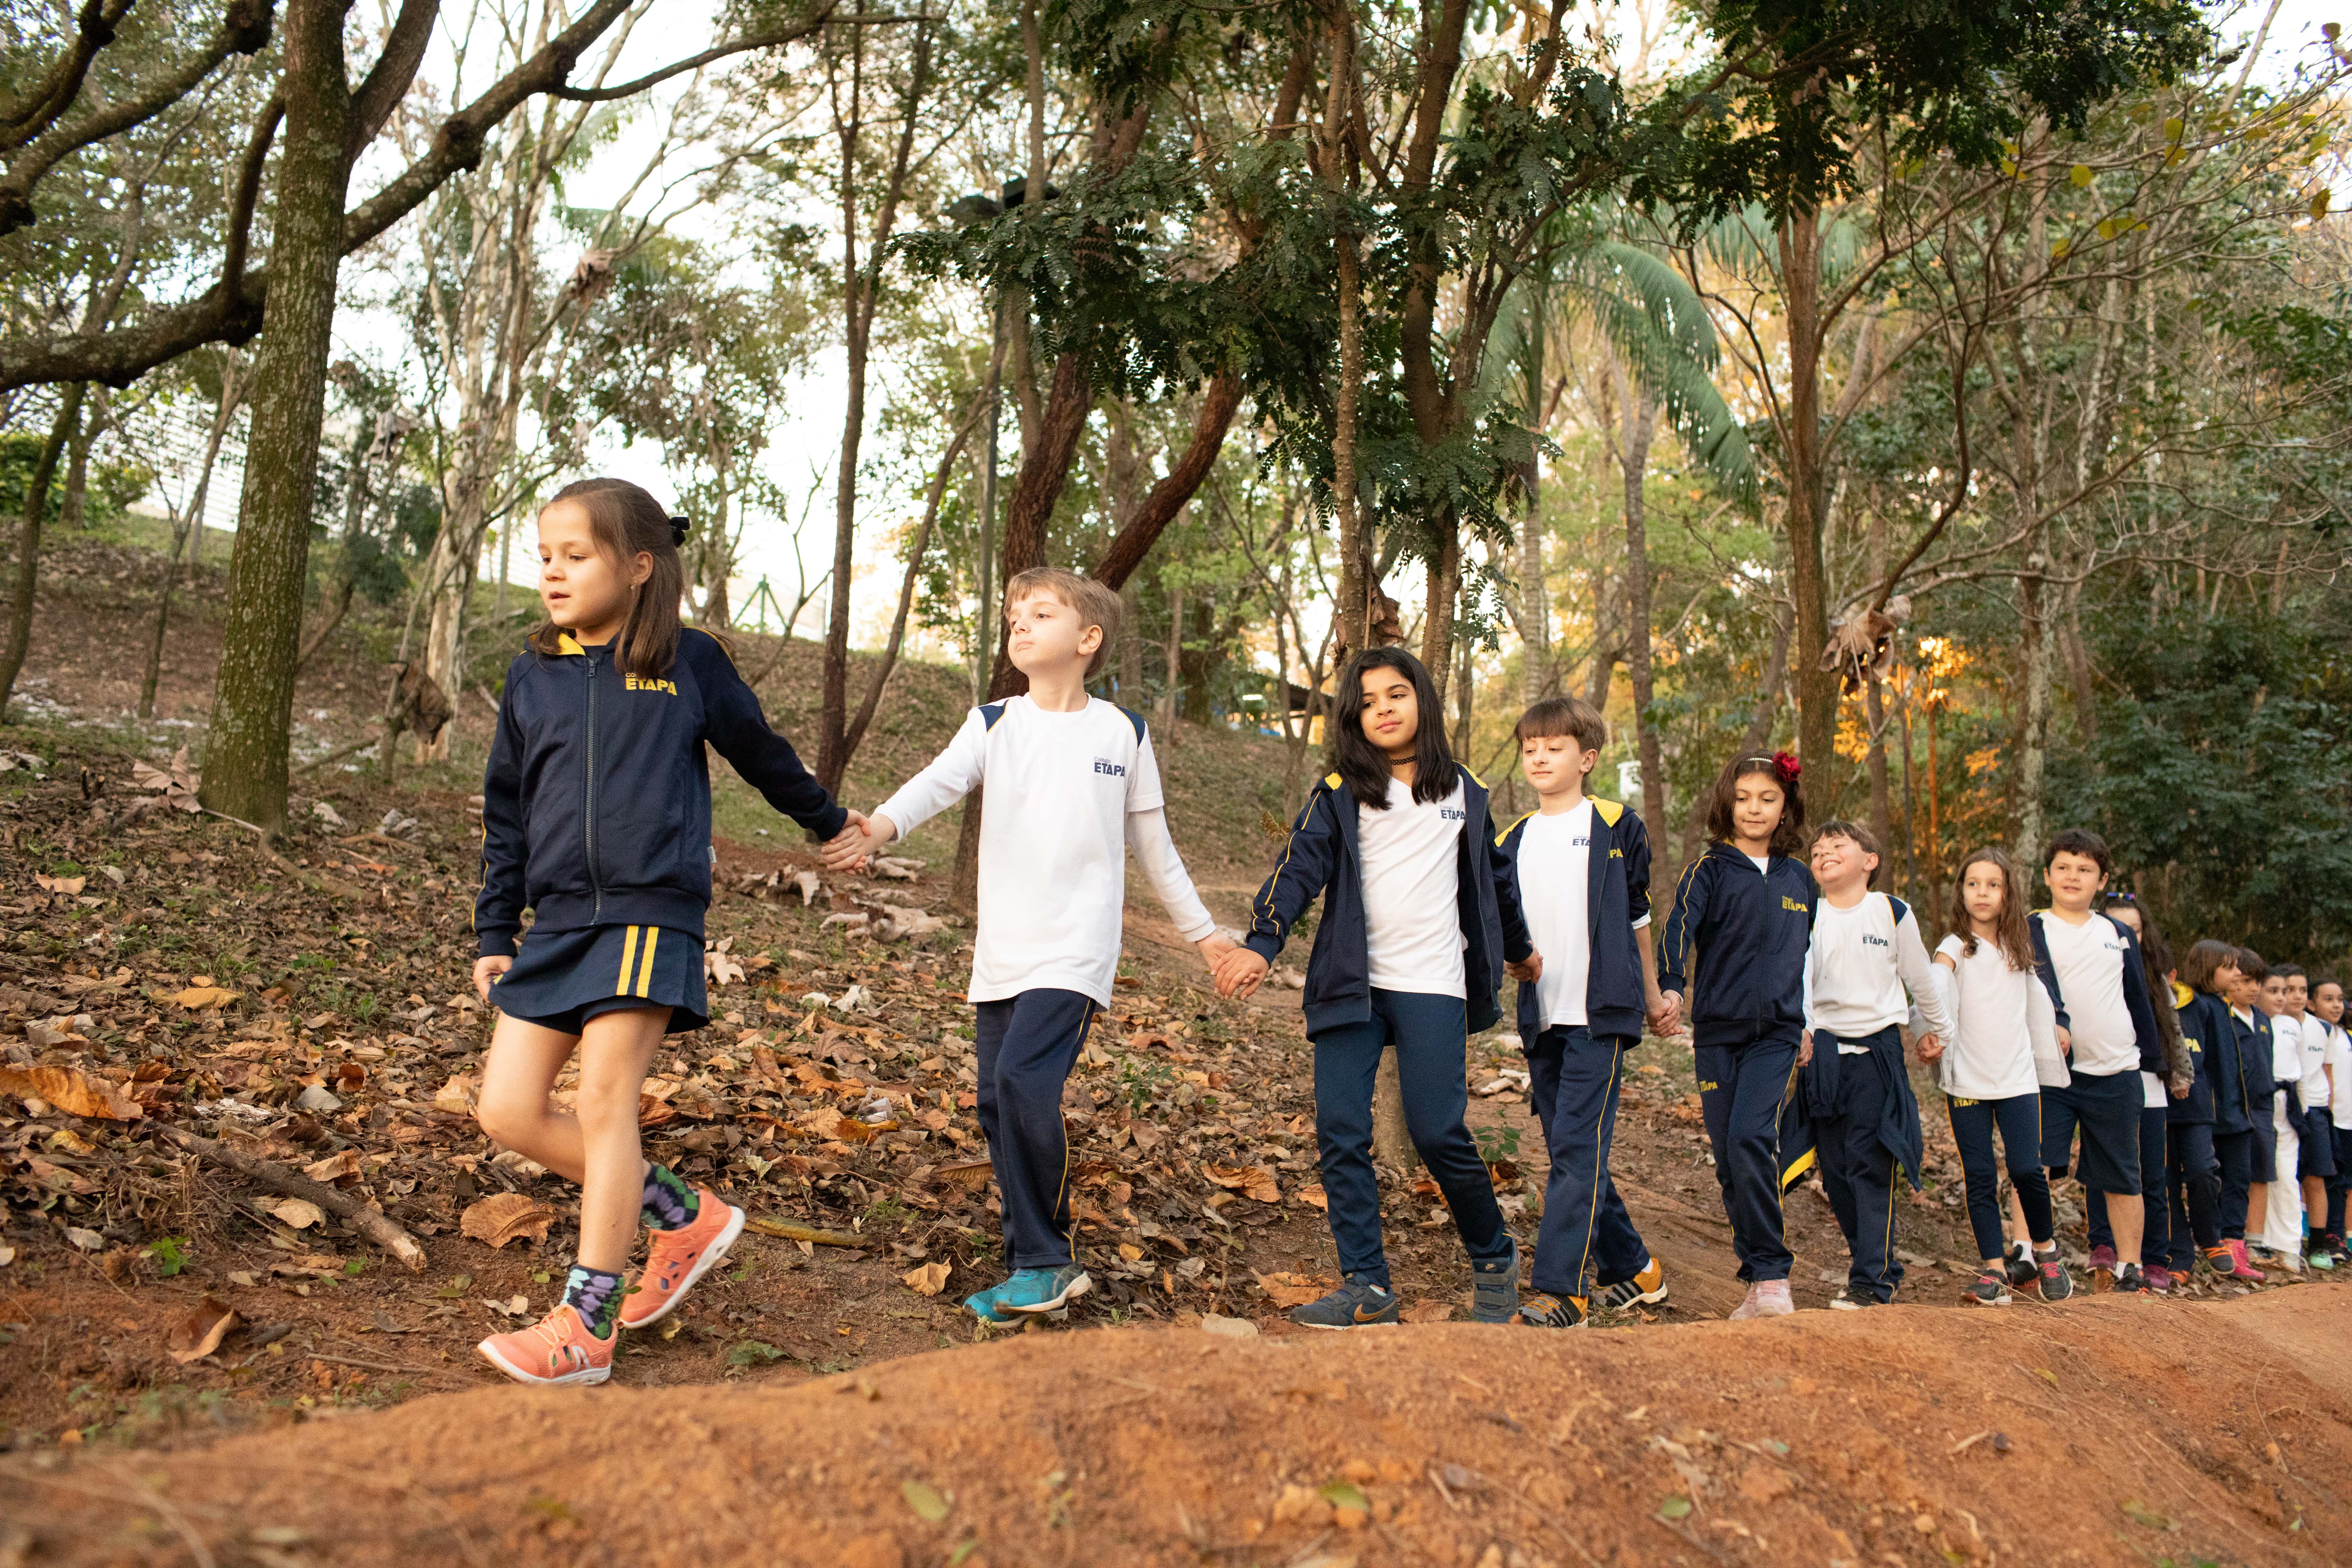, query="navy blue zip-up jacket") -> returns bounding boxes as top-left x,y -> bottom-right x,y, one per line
1494,797 -> 1651,1044
1243,765 -> 1533,1037
2026,910 -> 2164,1080
475,629 -> 846,957
2169,982 -> 2220,1127
1656,842 -> 1818,1049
